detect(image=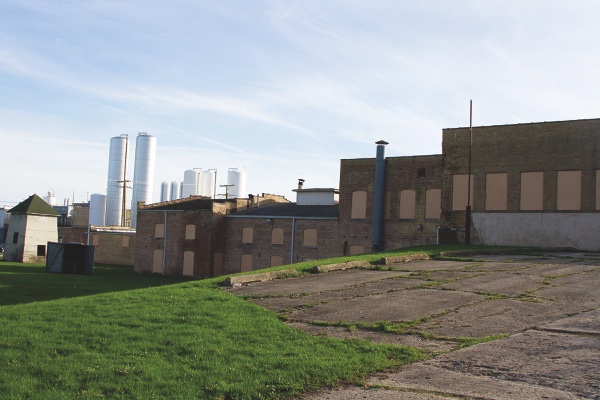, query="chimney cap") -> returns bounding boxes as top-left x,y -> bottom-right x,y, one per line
375,140 -> 389,145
